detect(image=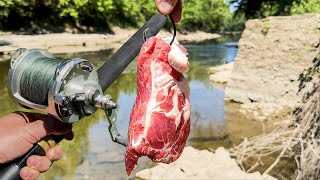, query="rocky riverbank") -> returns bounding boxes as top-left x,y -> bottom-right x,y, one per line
210,13 -> 319,123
